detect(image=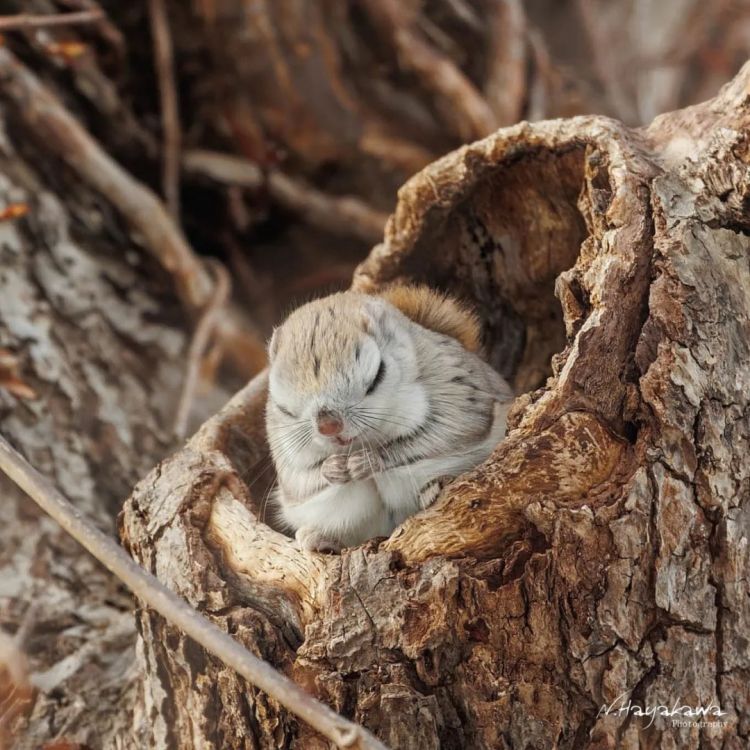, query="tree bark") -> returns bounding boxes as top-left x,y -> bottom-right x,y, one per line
0,52 -> 189,748
120,64 -> 750,749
